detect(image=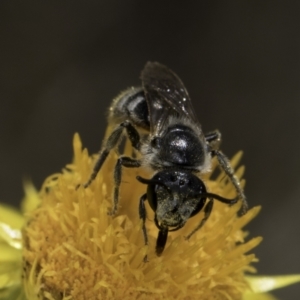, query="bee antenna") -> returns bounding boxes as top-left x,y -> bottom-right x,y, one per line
199,192 -> 238,205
